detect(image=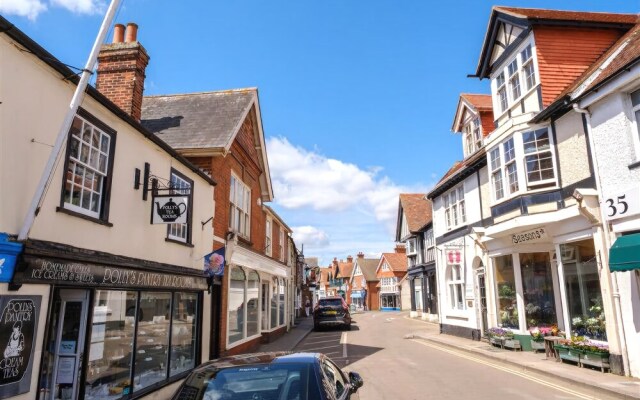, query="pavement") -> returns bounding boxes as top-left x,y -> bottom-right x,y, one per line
257,312 -> 640,399
405,316 -> 640,400
257,315 -> 315,353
